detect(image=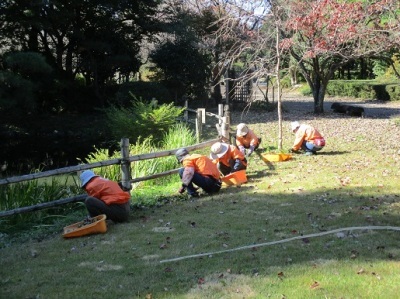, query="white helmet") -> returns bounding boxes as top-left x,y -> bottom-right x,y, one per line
210,142 -> 229,159
236,123 -> 249,137
291,121 -> 300,132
